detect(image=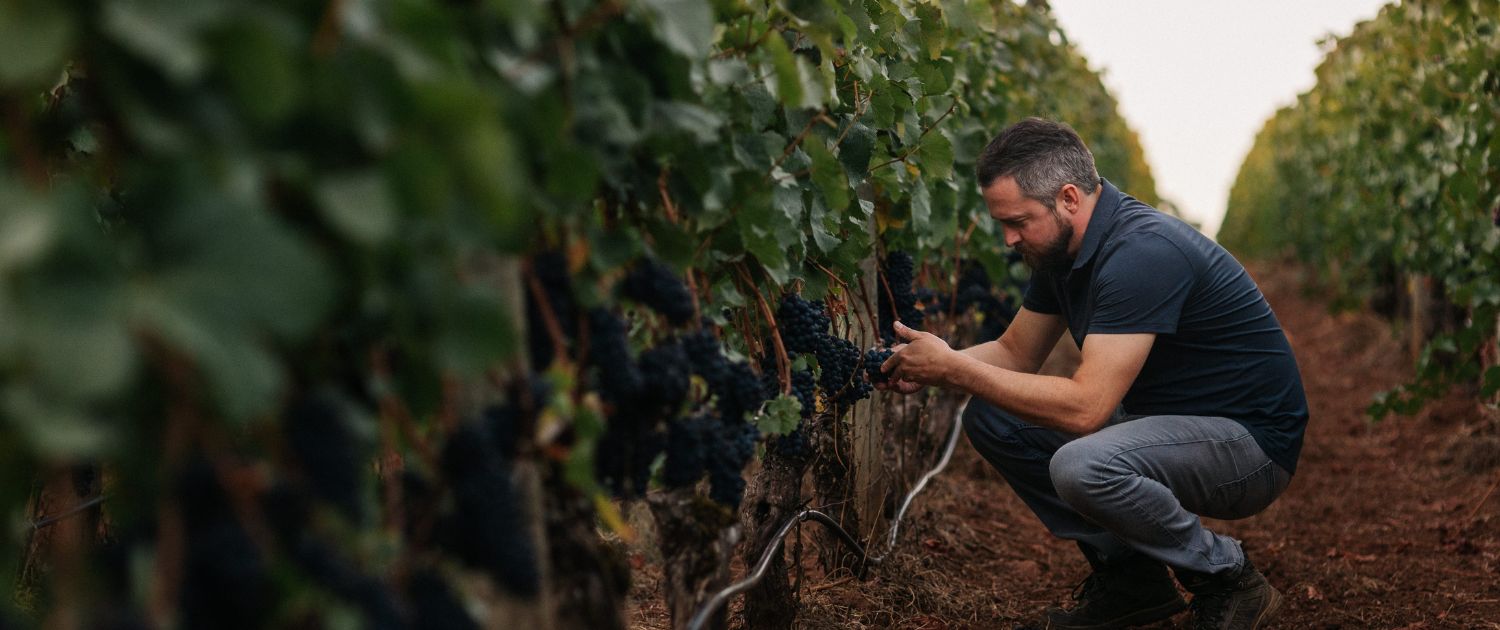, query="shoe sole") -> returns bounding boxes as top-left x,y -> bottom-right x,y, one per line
1045,598 -> 1188,629
1250,585 -> 1283,629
